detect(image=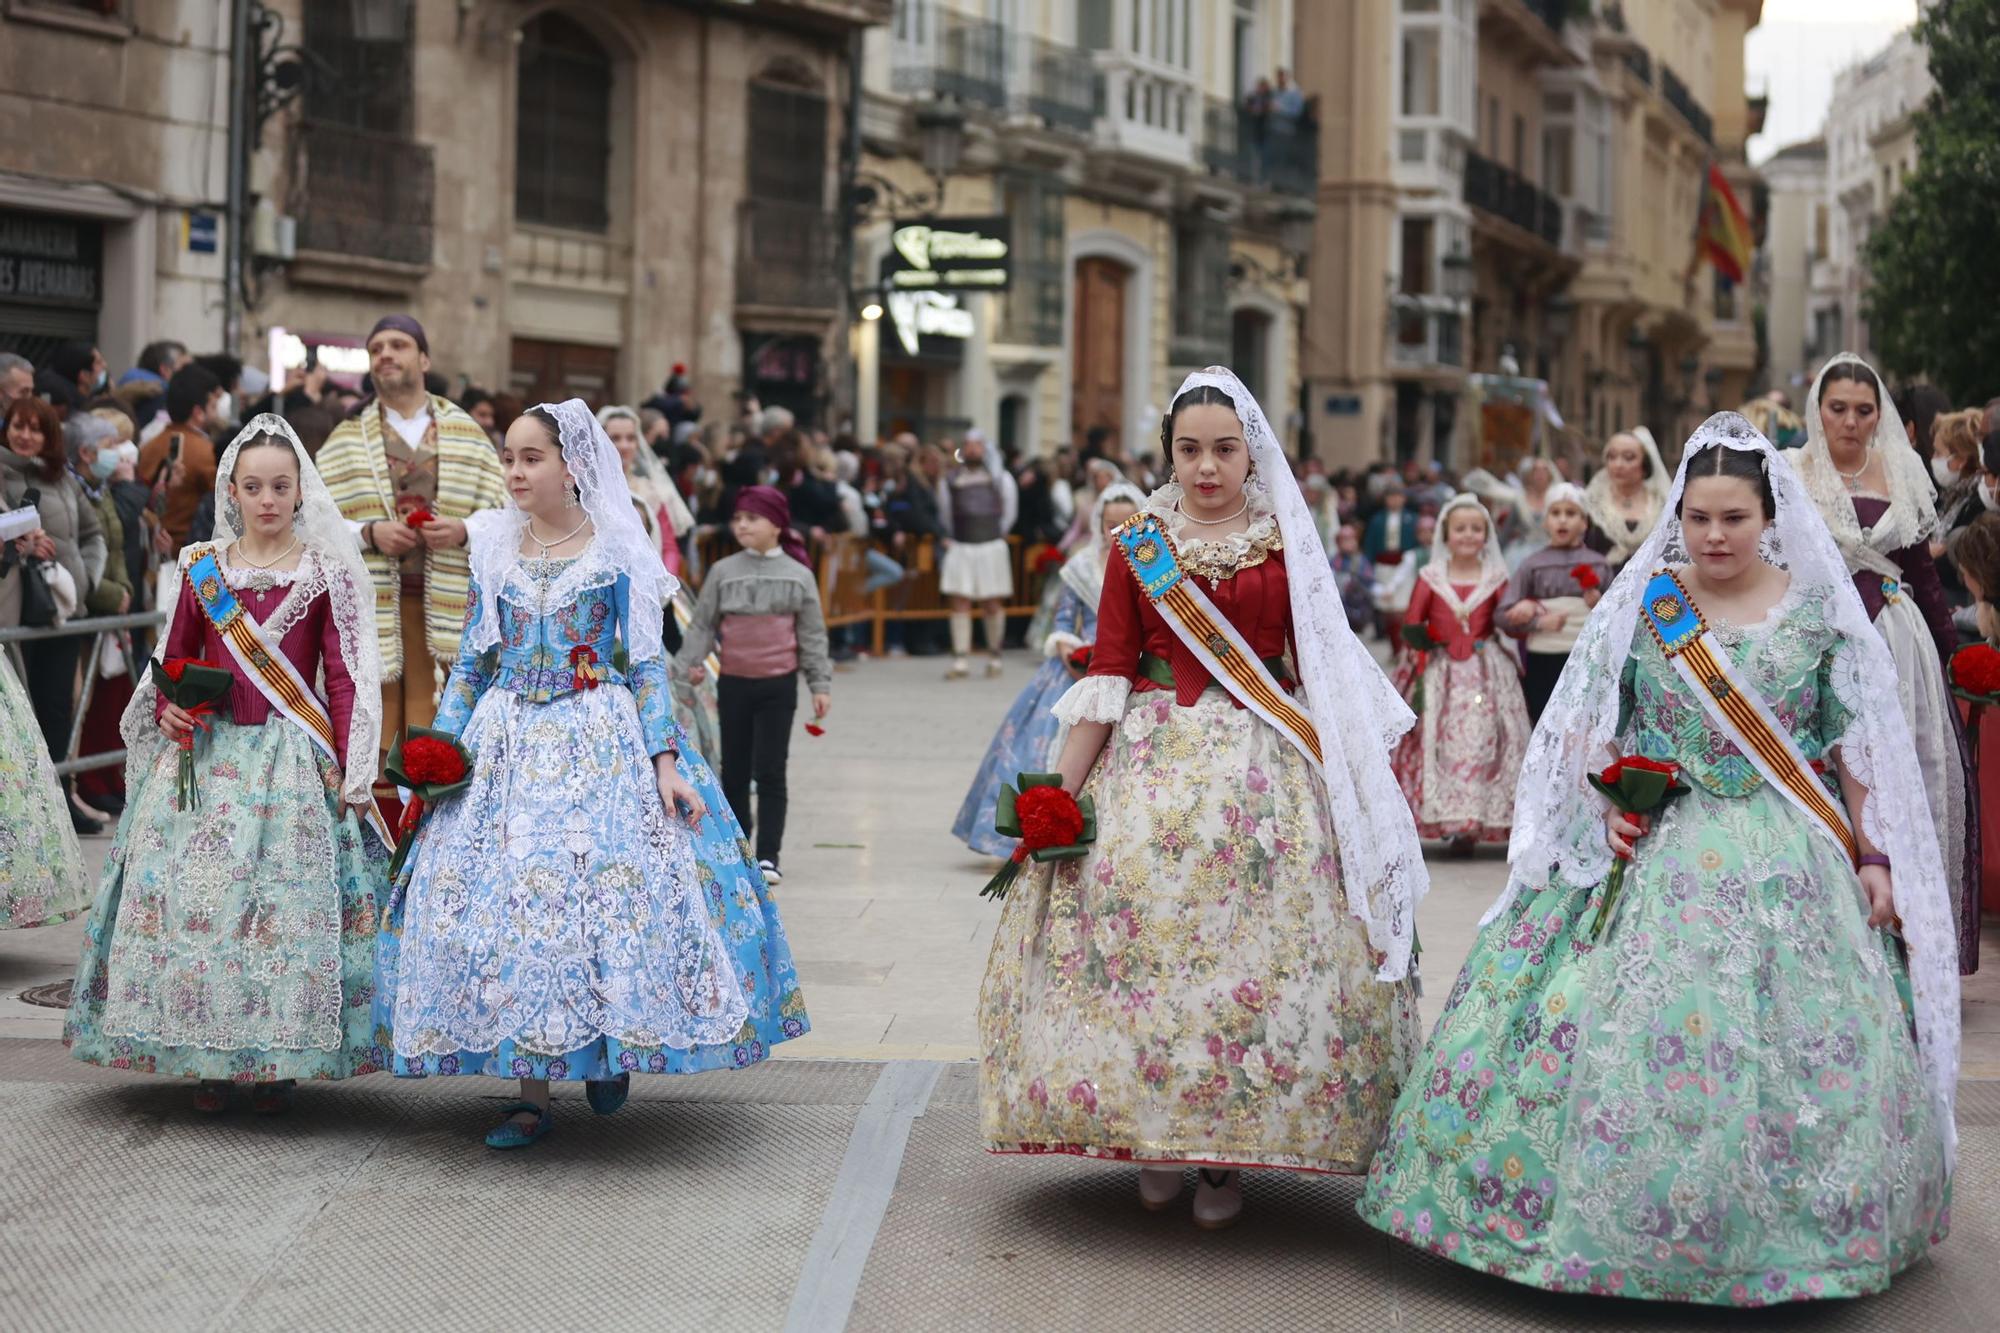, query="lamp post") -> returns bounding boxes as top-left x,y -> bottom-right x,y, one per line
914,102 -> 968,208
